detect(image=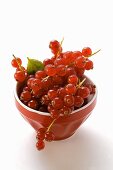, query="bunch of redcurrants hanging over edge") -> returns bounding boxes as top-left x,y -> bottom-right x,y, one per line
11,38 -> 100,150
